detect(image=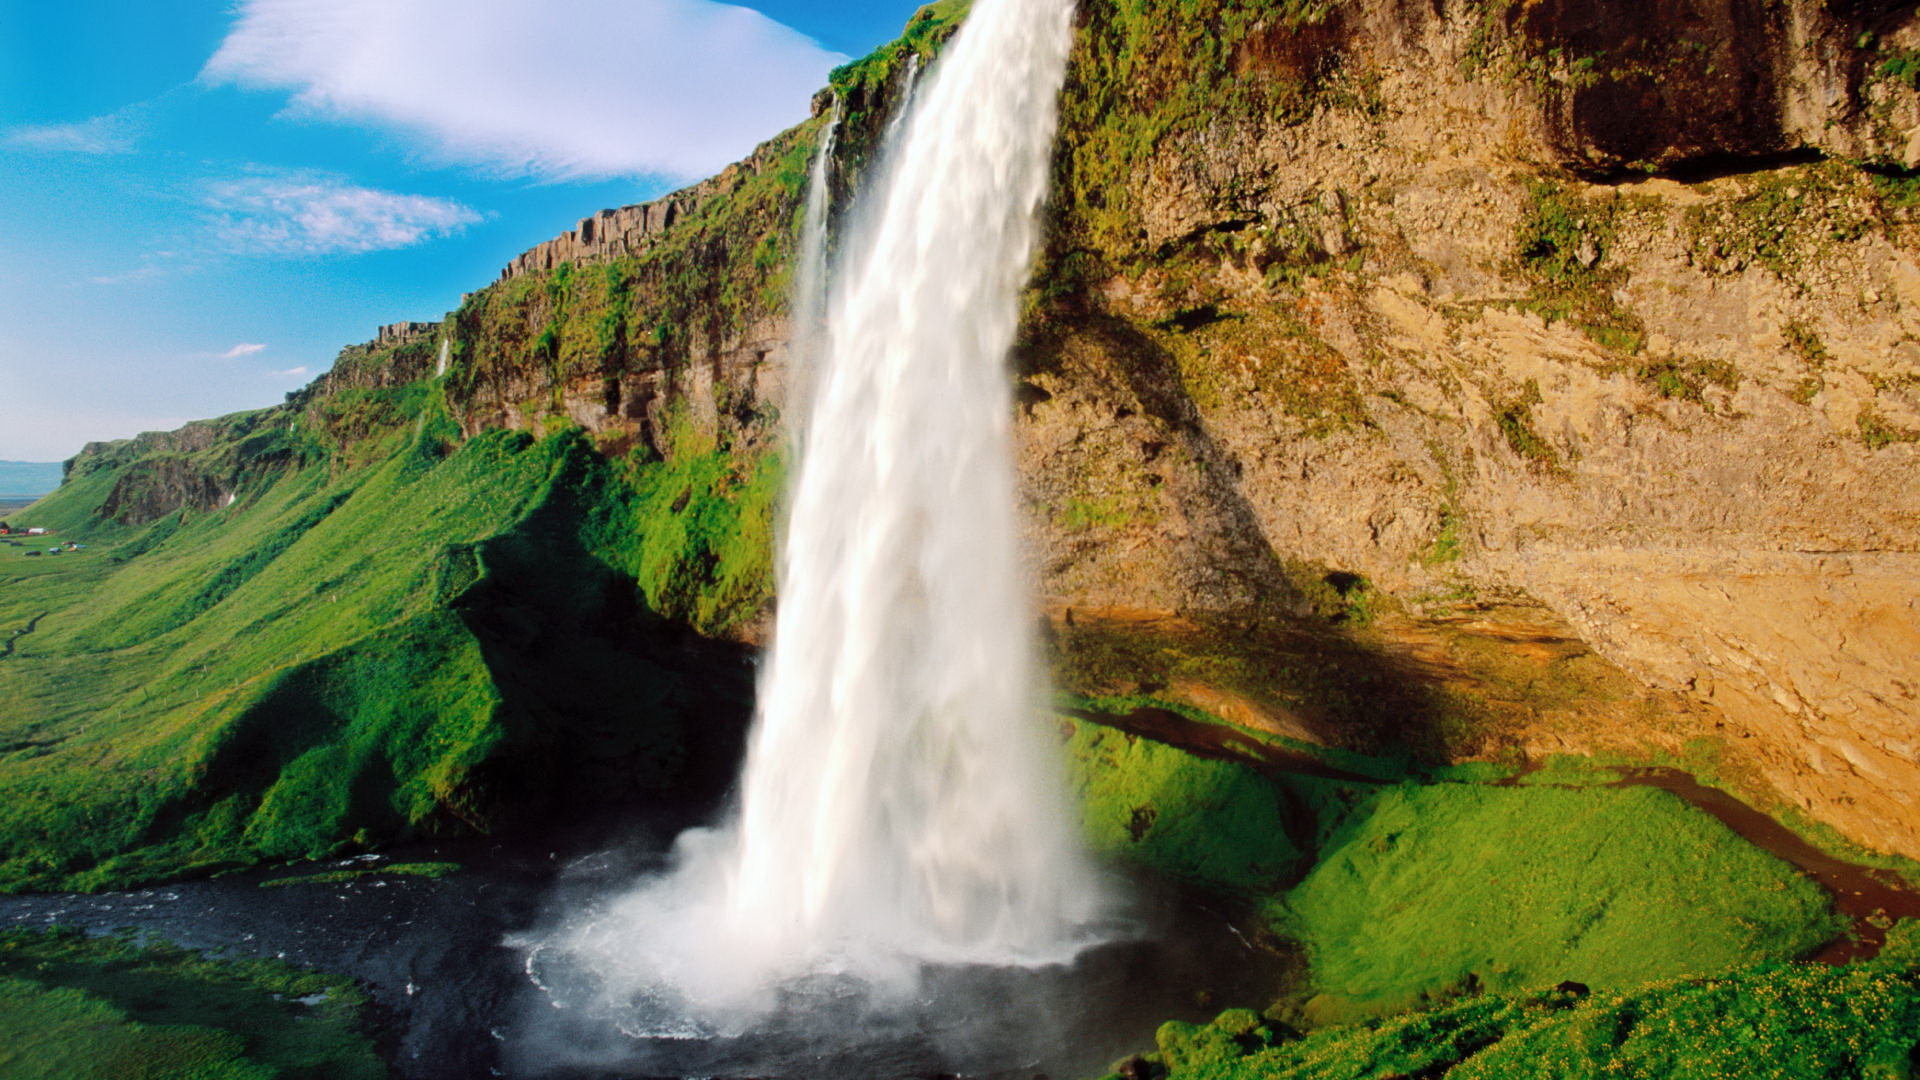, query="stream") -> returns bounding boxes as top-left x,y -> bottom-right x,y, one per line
0,612 -> 46,658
